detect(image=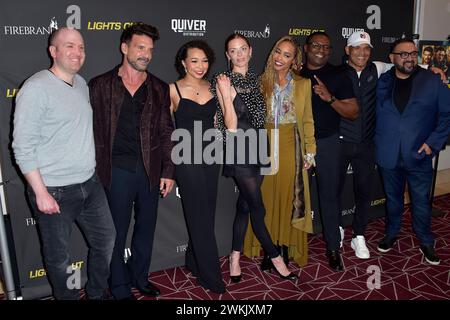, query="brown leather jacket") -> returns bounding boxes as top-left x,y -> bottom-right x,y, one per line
89,66 -> 175,189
